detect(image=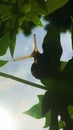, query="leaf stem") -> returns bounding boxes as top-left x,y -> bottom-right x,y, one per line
0,72 -> 48,91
